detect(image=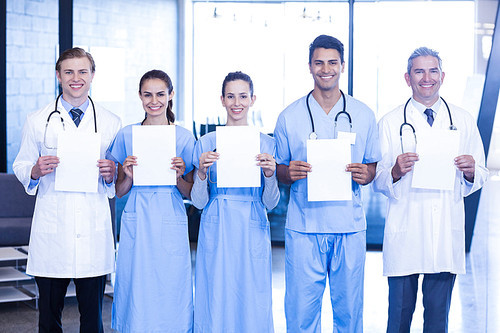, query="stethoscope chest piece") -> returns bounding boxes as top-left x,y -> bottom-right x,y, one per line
309,132 -> 317,140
